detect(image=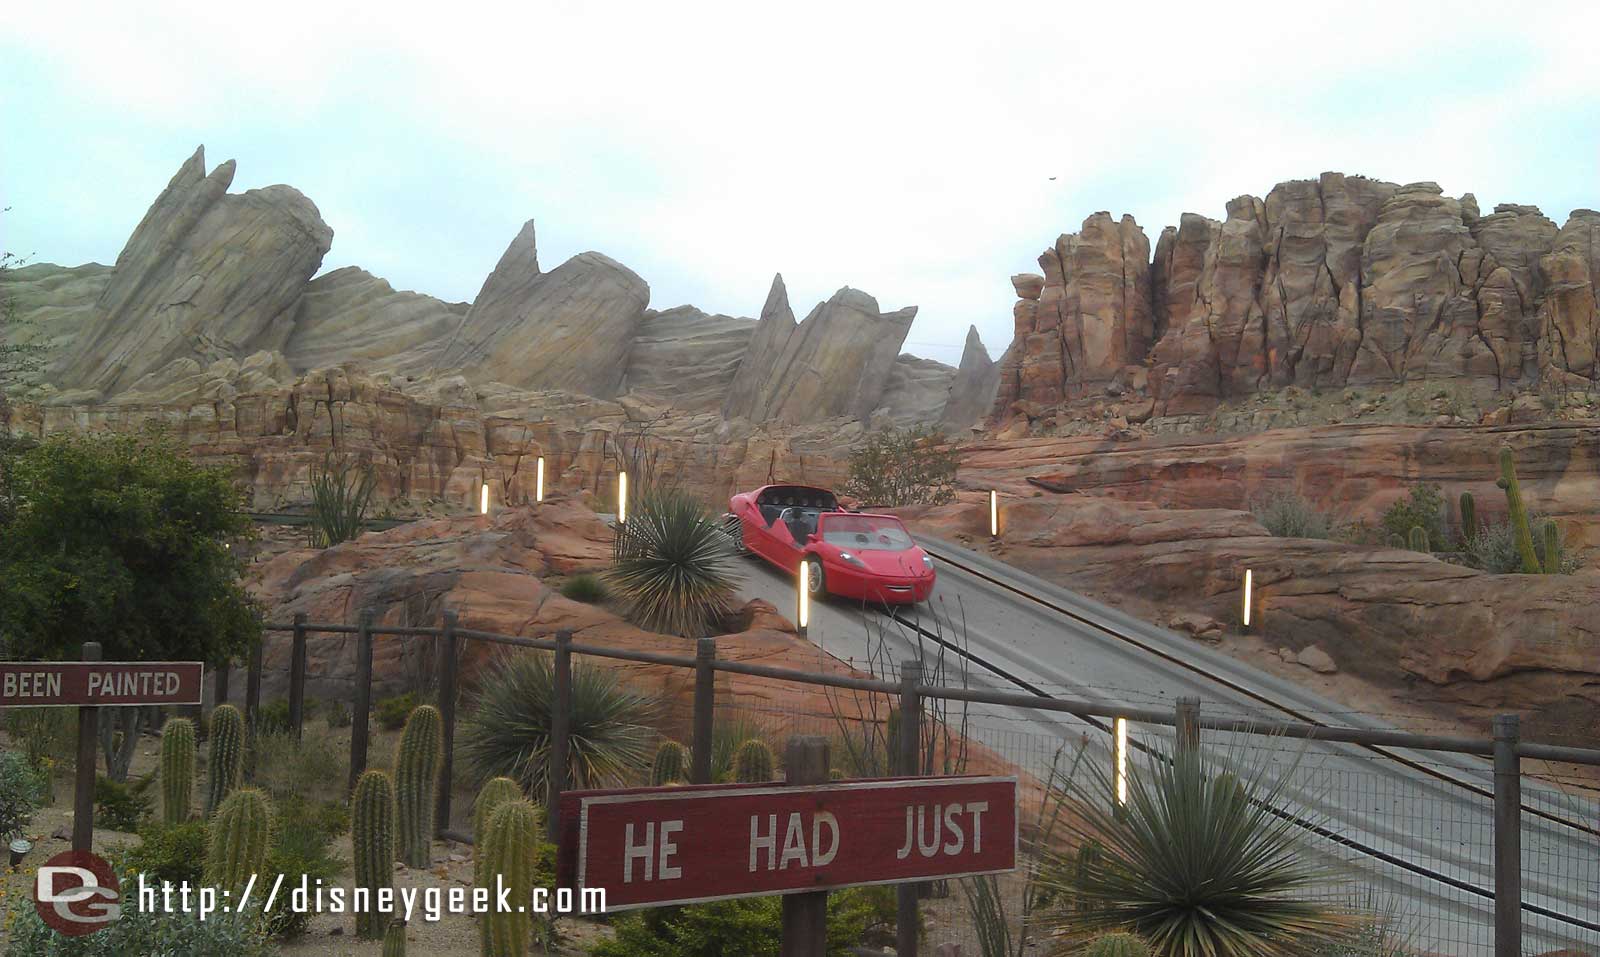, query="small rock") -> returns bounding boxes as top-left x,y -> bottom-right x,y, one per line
51,825 -> 69,841
329,927 -> 344,937
448,853 -> 468,863
1276,647 -> 1296,663
1296,646 -> 1337,674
